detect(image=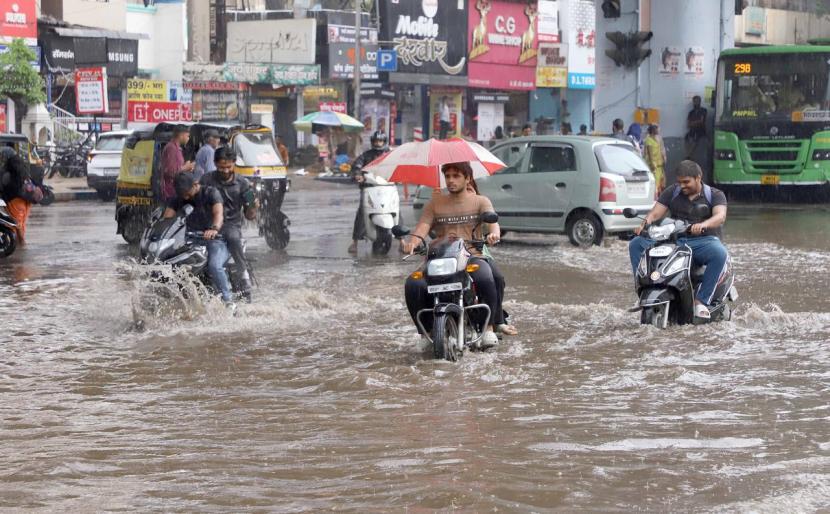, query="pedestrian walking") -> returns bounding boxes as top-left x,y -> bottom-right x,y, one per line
439,96 -> 451,140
